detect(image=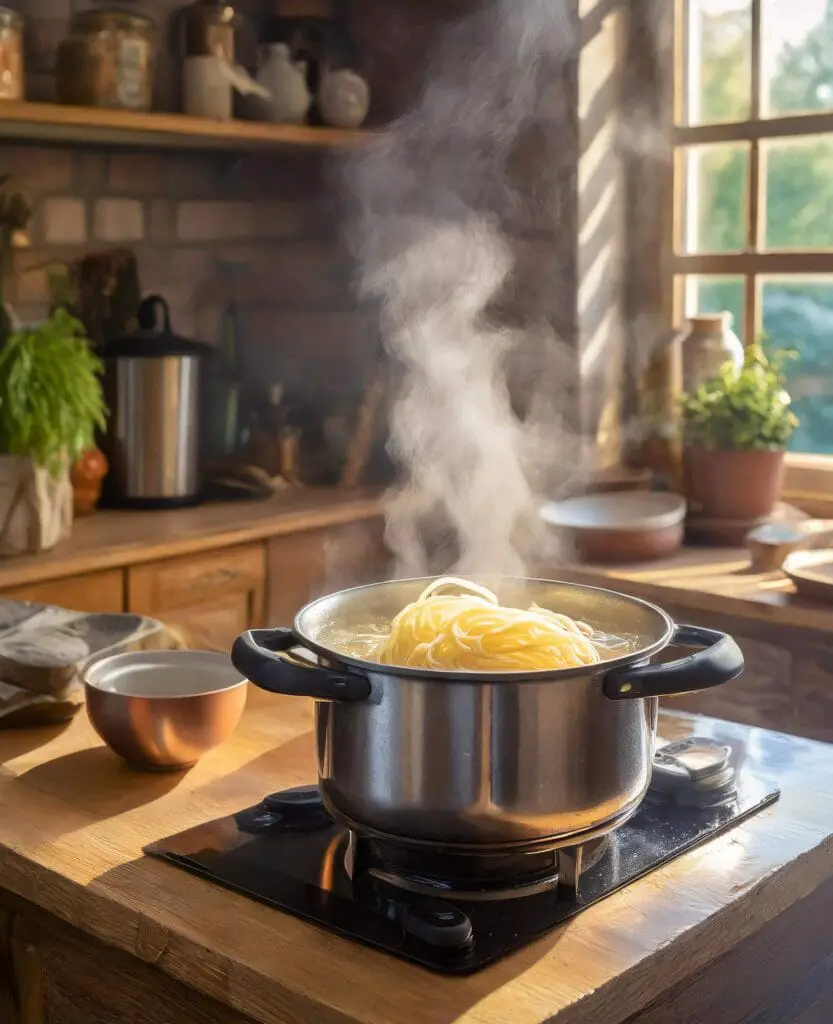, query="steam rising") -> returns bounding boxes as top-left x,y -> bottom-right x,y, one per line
346,0 -> 580,578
